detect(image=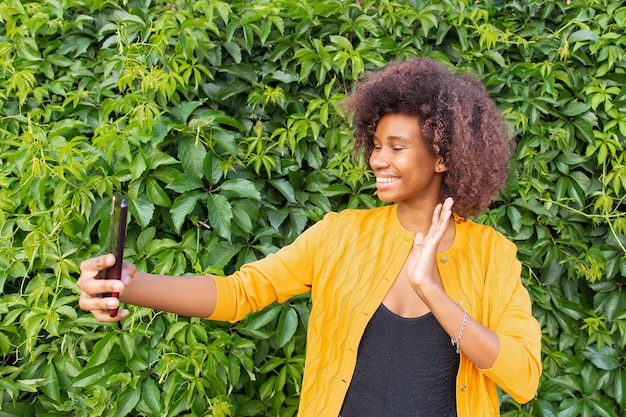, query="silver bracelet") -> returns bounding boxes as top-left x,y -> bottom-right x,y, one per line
451,309 -> 468,354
